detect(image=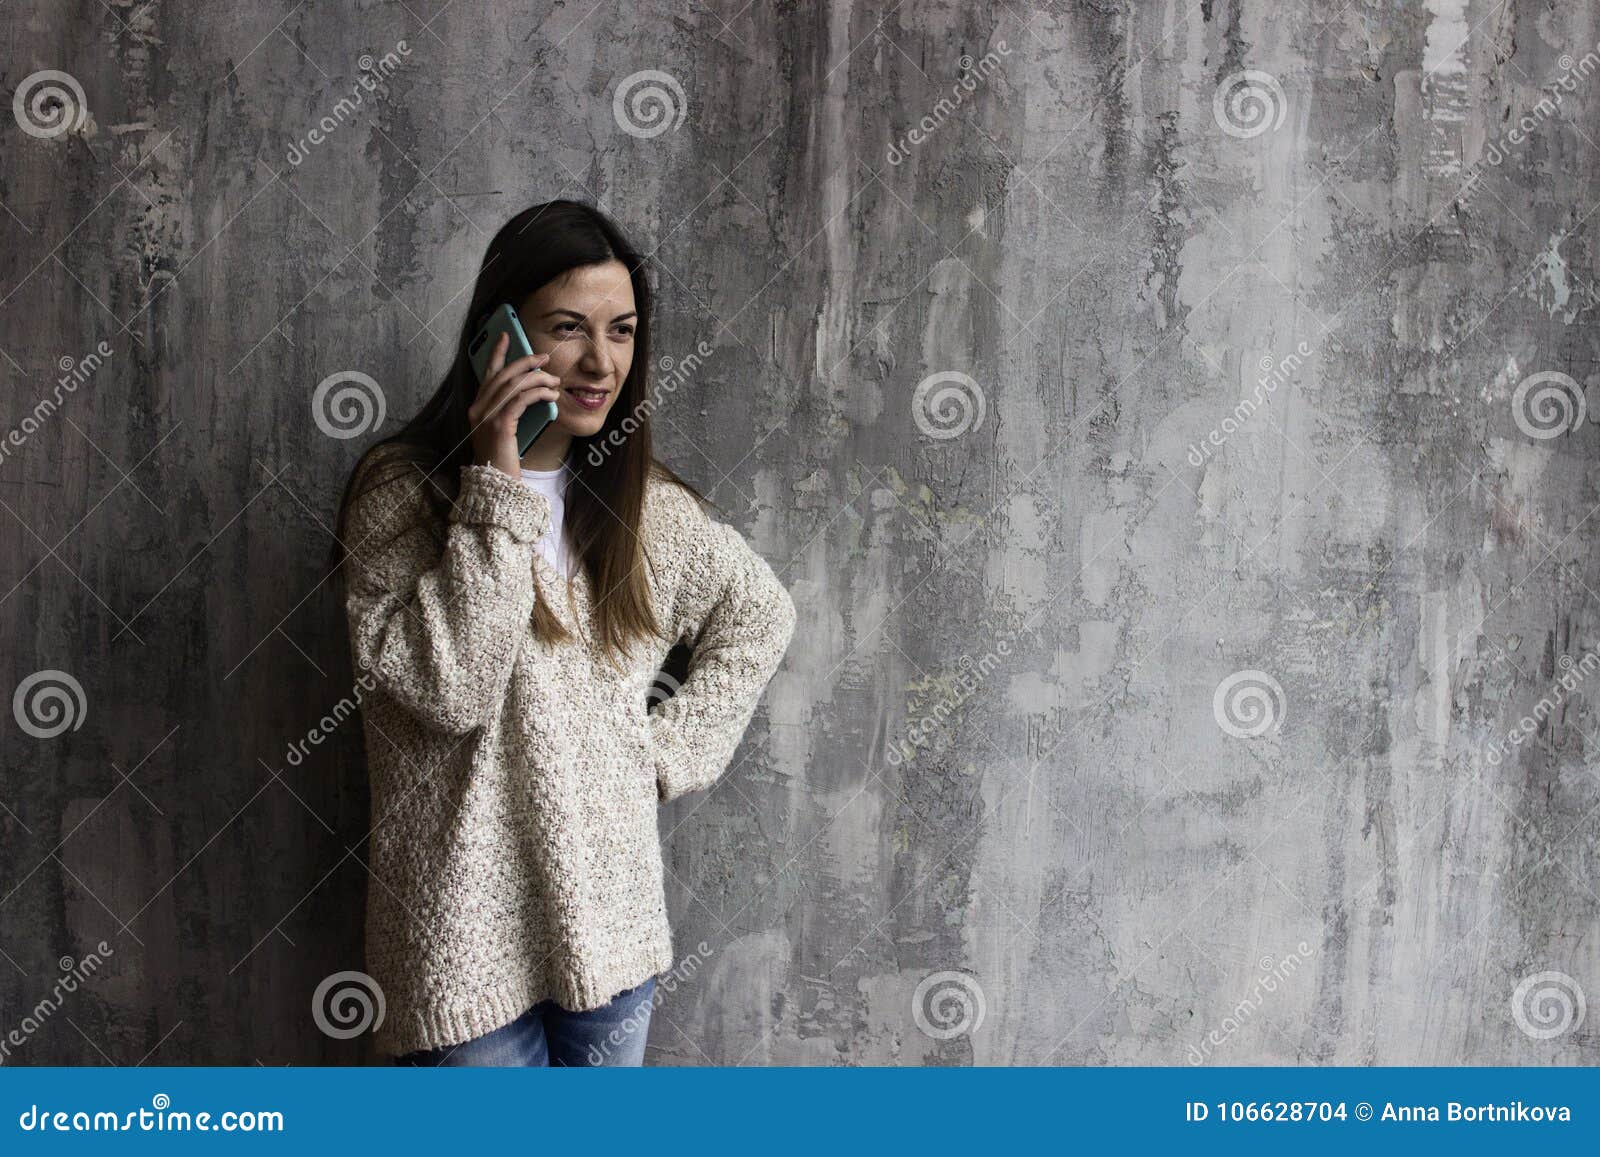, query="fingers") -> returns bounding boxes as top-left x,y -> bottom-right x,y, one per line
498,372 -> 562,417
485,350 -> 551,395
473,370 -> 561,428
484,331 -> 510,379
483,332 -> 547,382
475,357 -> 554,417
